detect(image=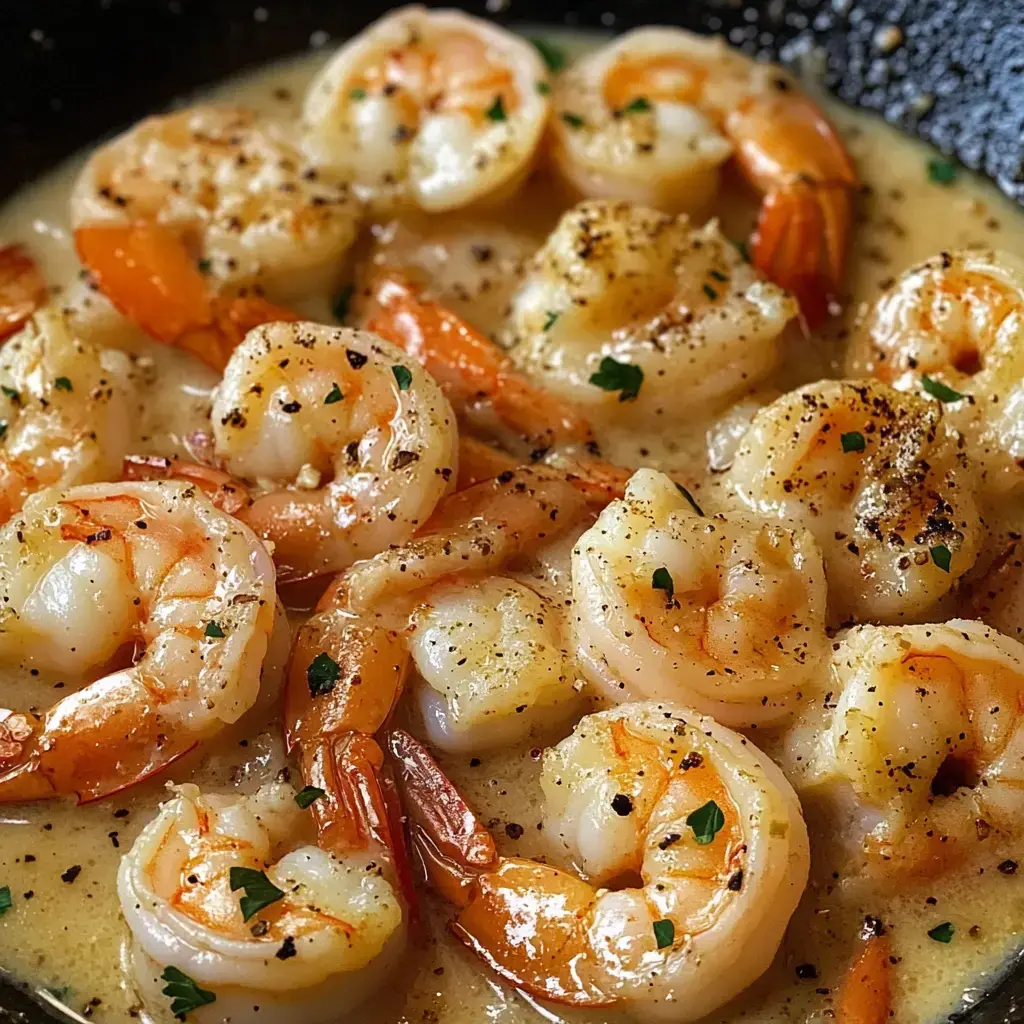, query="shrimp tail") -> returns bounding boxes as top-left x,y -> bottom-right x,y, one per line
834,933 -> 892,1024
0,245 -> 47,341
